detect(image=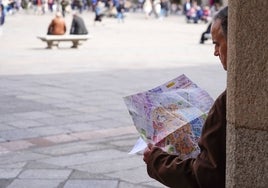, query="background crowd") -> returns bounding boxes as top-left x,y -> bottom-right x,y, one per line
0,0 -> 223,40
0,0 -> 222,19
